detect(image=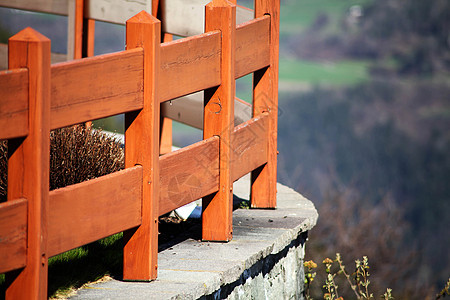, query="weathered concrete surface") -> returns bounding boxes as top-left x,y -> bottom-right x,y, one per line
69,175 -> 318,300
